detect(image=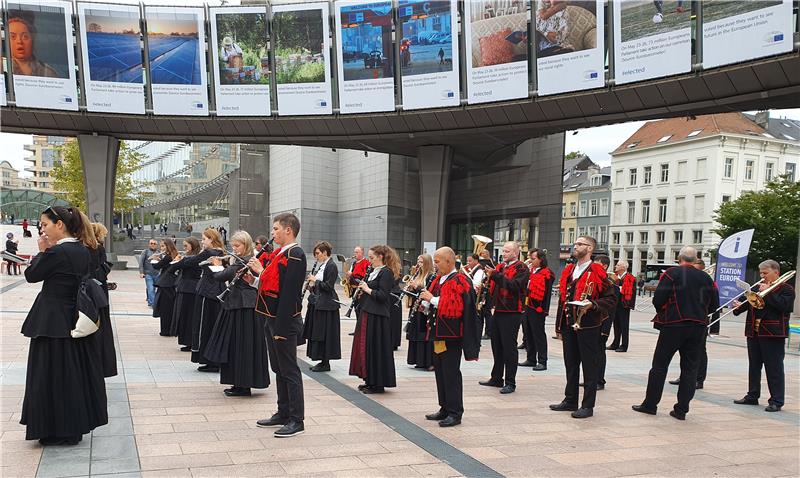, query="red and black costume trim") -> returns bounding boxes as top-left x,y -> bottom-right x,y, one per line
488,261 -> 529,313
527,267 -> 554,314
734,282 -> 795,338
558,262 -> 613,330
